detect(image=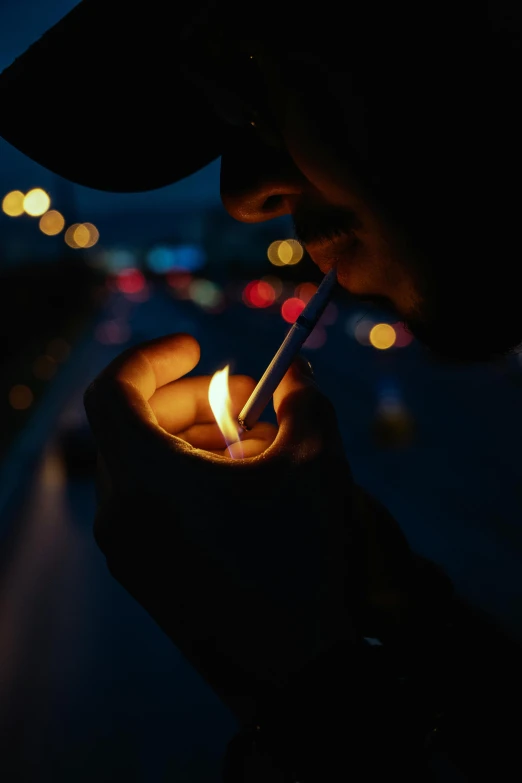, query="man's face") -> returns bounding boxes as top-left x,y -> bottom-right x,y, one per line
215,42 -> 522,363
